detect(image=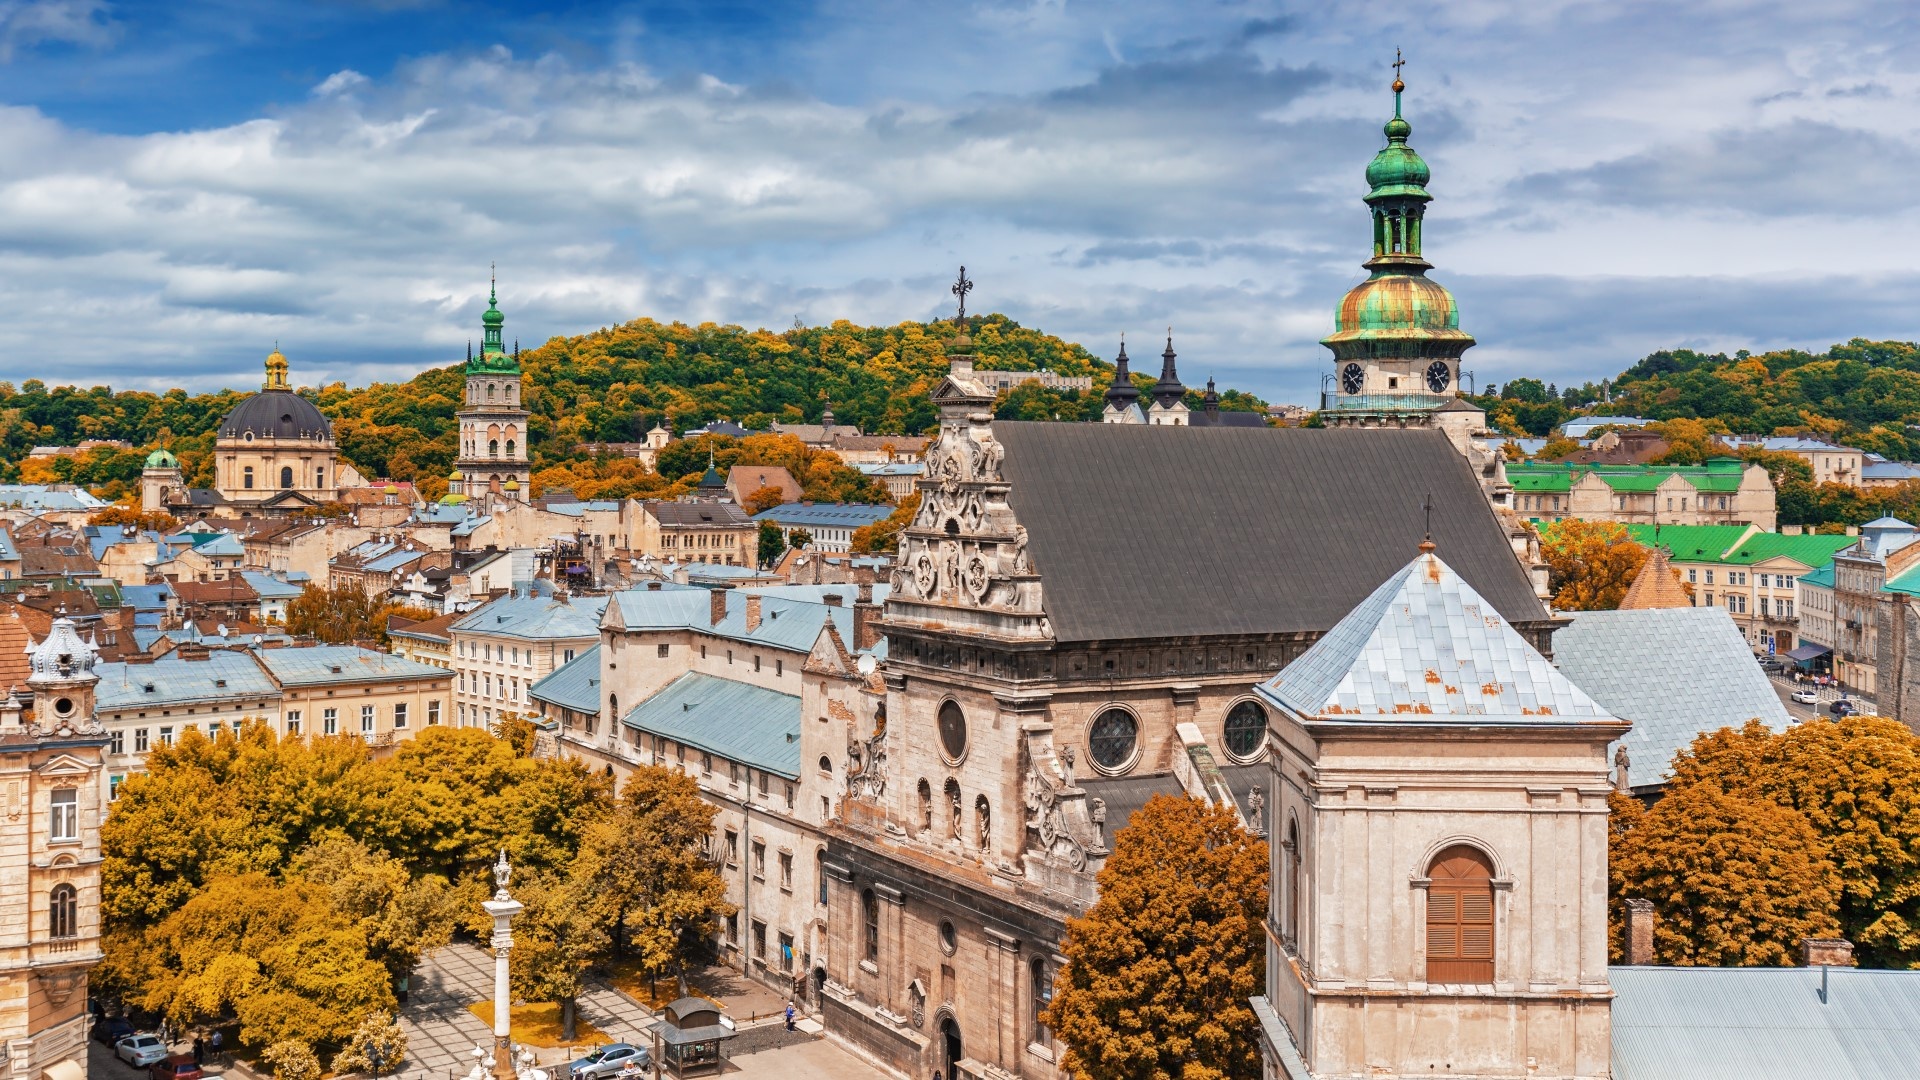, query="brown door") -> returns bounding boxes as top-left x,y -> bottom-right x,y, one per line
1426,846 -> 1494,983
